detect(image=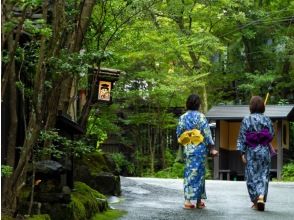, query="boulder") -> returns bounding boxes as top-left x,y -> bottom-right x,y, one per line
74,153 -> 121,196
